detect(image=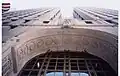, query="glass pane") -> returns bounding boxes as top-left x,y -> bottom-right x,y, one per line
46,72 -> 55,76
29,71 -> 38,76
80,72 -> 89,76
56,72 -> 63,76
21,71 -> 30,76
71,73 -> 79,76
